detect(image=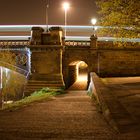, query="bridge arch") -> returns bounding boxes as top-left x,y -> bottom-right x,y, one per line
62,47 -> 98,88
63,58 -> 91,88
